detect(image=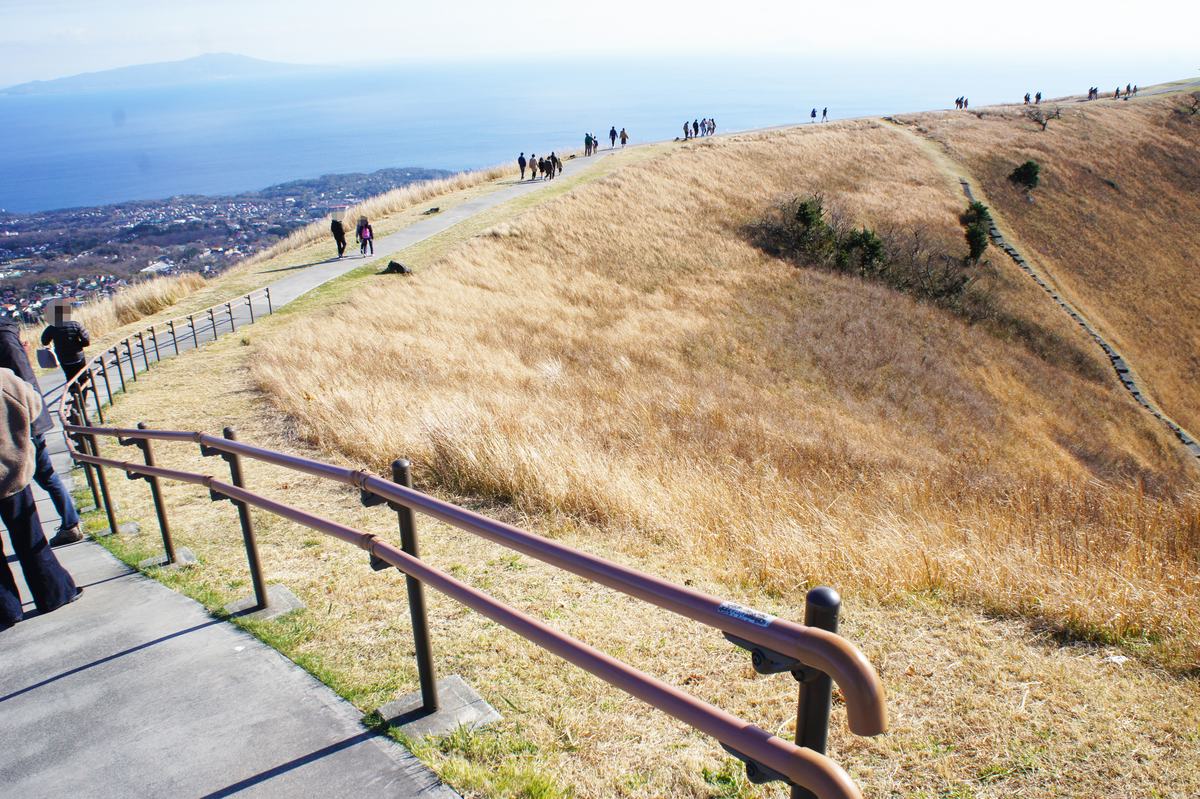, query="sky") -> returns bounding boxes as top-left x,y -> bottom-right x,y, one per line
1,0 -> 1197,85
